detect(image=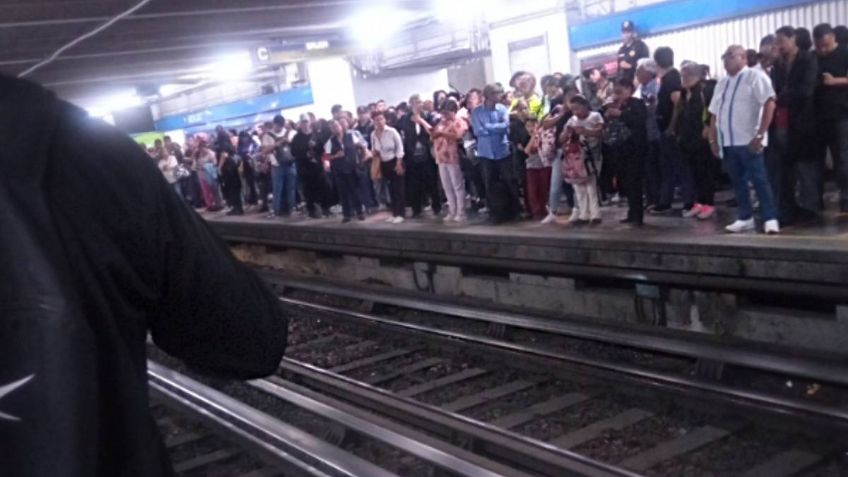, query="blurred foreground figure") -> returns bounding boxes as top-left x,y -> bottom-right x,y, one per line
0,76 -> 288,476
